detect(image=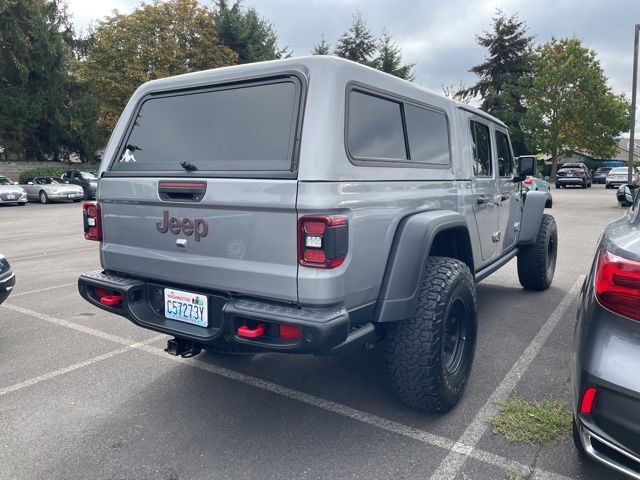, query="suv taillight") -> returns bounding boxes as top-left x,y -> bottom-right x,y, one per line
595,248 -> 640,321
298,215 -> 348,268
83,202 -> 101,241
